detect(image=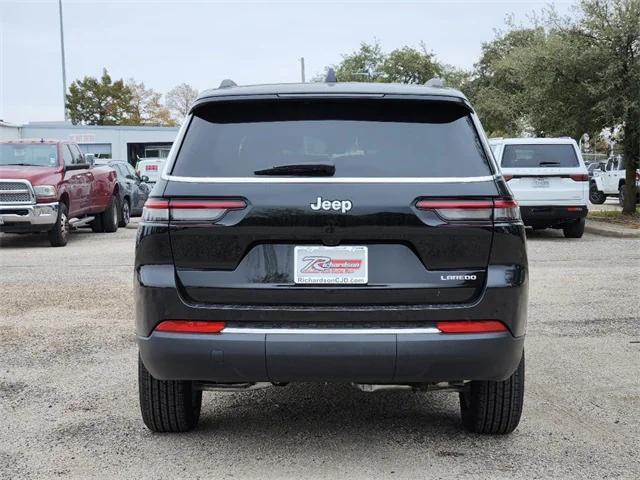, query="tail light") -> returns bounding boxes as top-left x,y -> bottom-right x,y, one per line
570,174 -> 588,182
436,320 -> 507,334
145,164 -> 159,171
142,198 -> 247,223
416,199 -> 520,222
155,320 -> 226,334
